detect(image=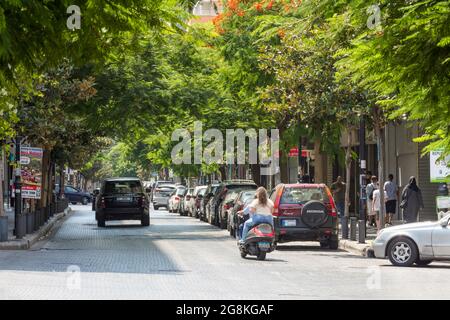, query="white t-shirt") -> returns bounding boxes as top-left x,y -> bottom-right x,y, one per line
372,189 -> 387,212
249,198 -> 274,216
